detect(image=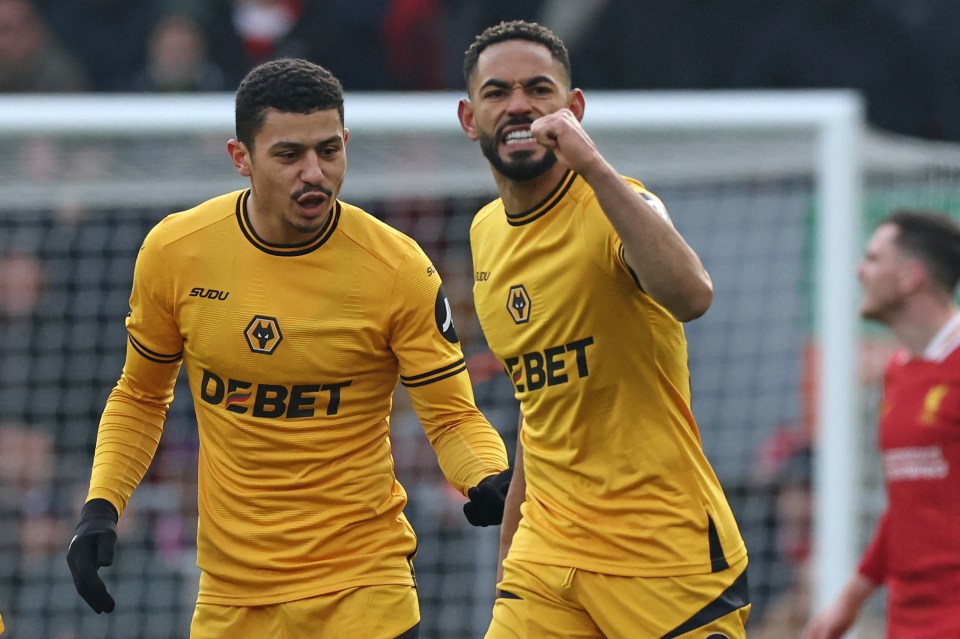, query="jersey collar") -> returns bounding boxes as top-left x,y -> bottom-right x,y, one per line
922,309 -> 960,362
505,170 -> 578,227
235,189 -> 341,256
